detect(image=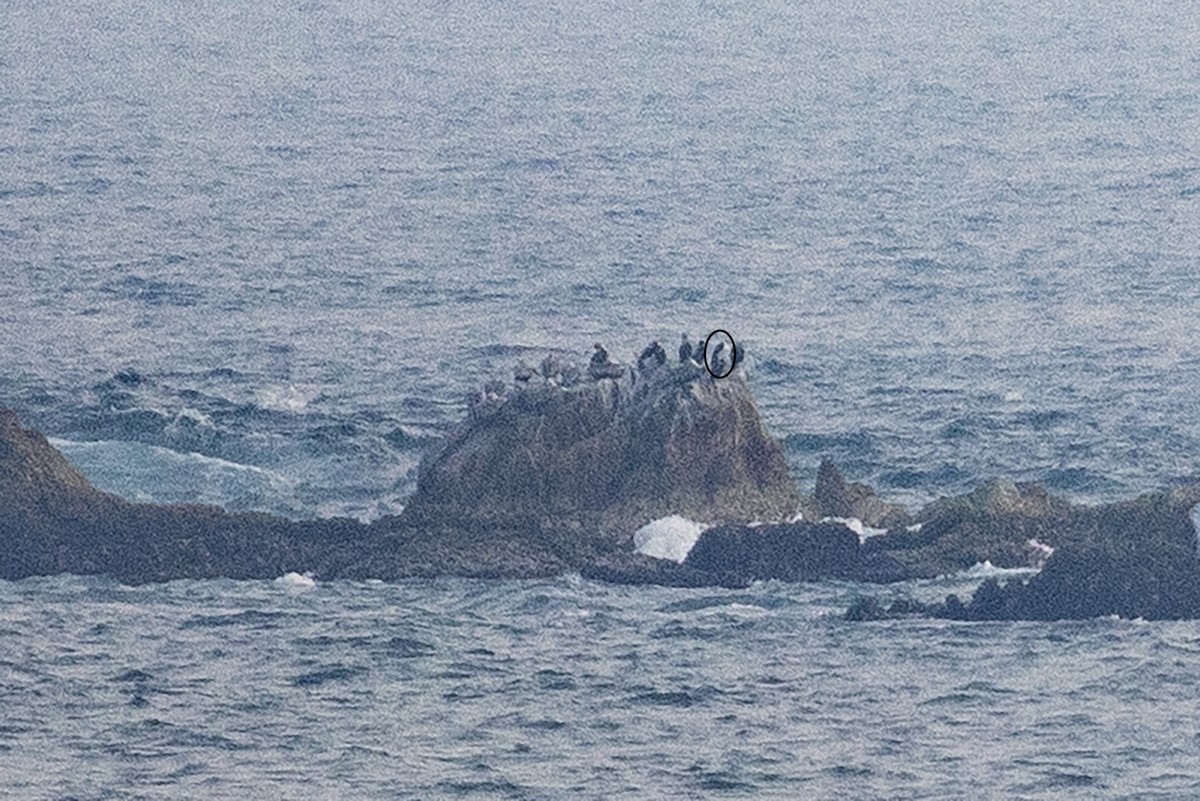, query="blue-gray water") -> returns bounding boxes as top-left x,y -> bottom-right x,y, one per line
3,0 -> 1200,797
5,573 -> 1200,799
